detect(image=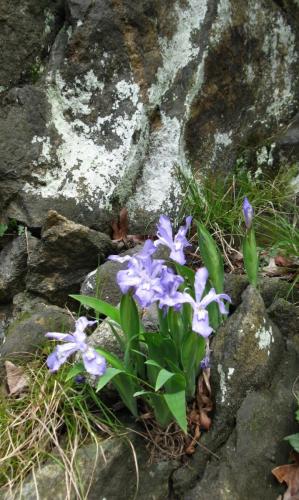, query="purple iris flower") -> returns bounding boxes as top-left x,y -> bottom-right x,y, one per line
45,317 -> 106,377
154,215 -> 192,265
243,197 -> 254,229
187,268 -> 231,337
157,267 -> 190,311
109,240 -> 165,308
